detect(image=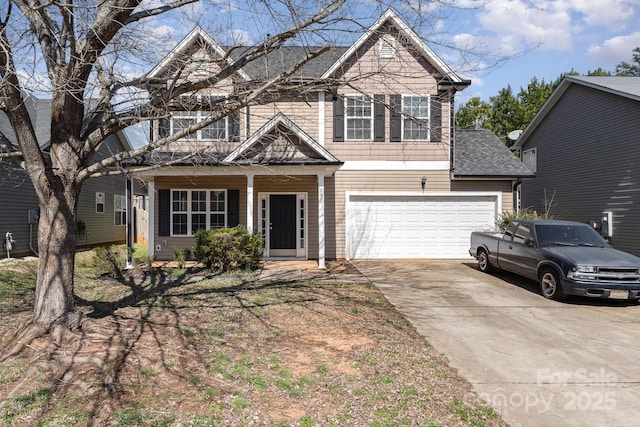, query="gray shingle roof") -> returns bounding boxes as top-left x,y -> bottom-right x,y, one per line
567,76 -> 640,101
0,95 -> 51,150
454,129 -> 535,178
232,46 -> 349,80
